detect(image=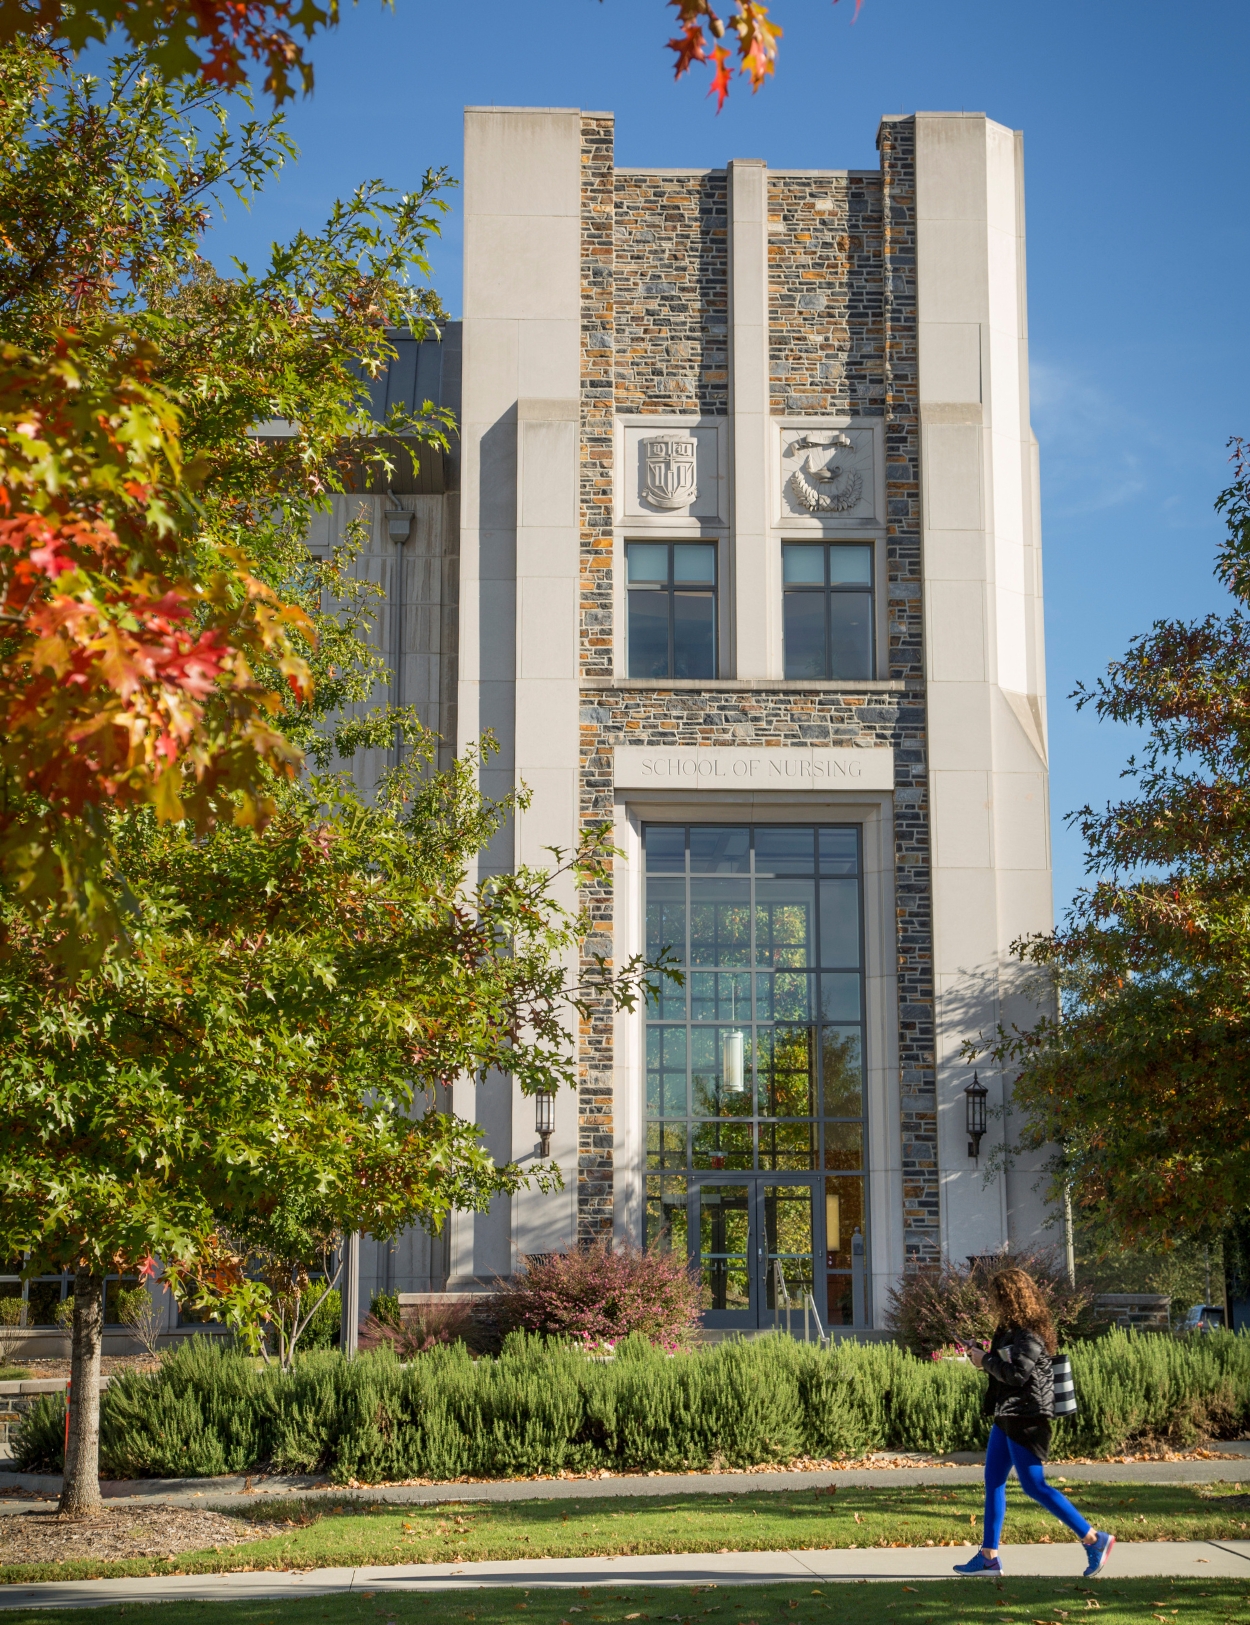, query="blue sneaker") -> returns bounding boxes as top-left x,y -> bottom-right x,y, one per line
953,1552 -> 1003,1576
1083,1532 -> 1115,1577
